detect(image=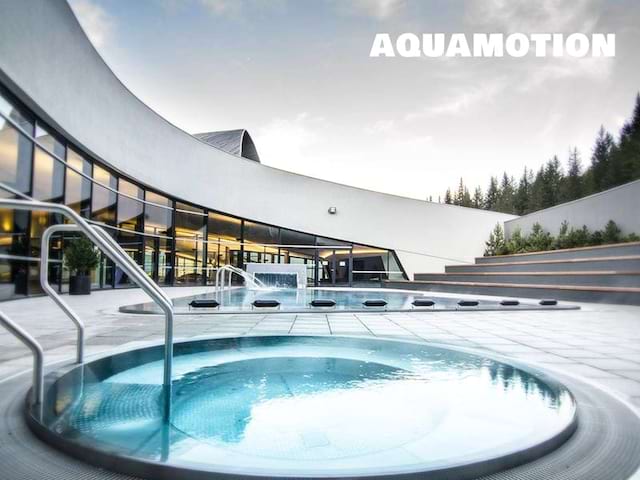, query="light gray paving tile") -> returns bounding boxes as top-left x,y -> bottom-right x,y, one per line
580,358 -> 640,370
